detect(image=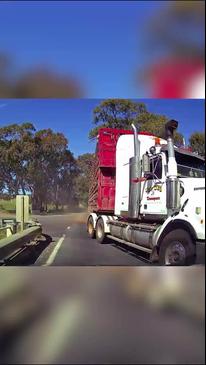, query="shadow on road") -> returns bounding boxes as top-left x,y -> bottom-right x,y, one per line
5,234 -> 53,266
28,234 -> 53,265
109,239 -> 153,265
